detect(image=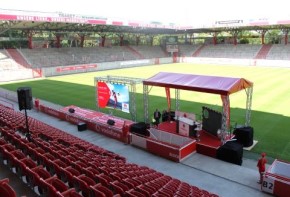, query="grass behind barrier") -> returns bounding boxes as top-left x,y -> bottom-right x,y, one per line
1,63 -> 290,161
